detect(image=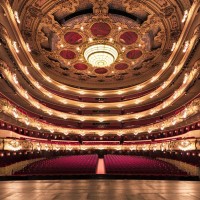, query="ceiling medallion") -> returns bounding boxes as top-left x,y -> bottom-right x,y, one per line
84,44 -> 118,67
